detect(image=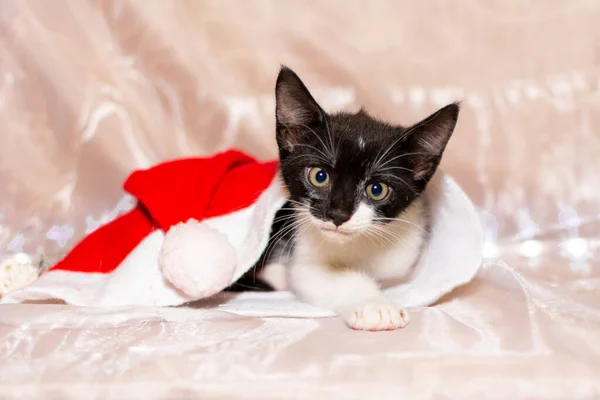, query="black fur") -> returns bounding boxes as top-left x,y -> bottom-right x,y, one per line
229,66 -> 460,292
275,66 -> 459,226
